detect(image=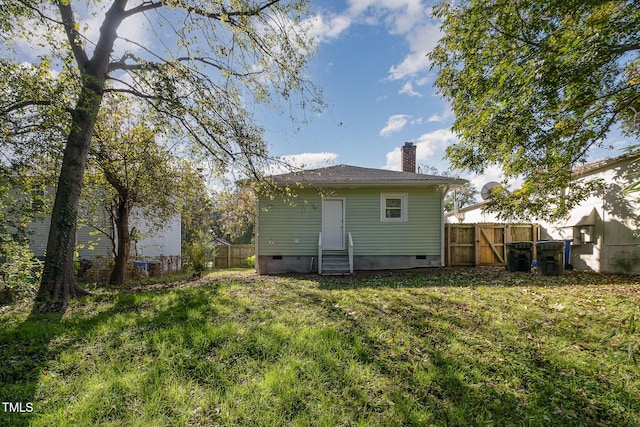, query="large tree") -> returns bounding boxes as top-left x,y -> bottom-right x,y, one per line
0,59 -> 65,294
419,164 -> 478,212
430,0 -> 640,221
2,0 -> 321,312
213,186 -> 256,243
84,96 -> 199,286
